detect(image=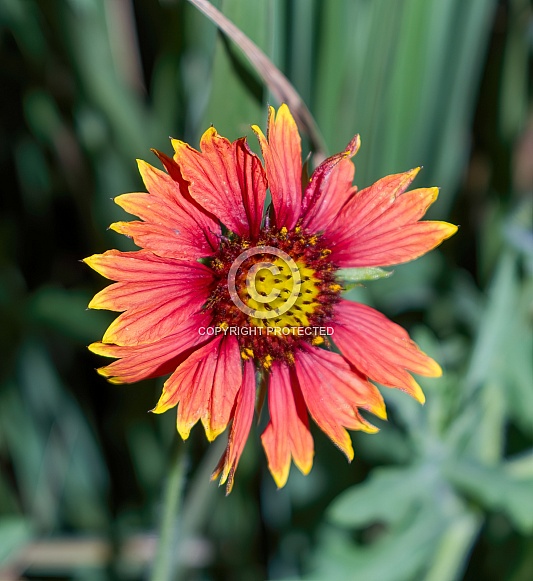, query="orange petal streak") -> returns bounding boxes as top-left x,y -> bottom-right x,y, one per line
135,159 -> 220,255
261,362 -> 314,488
171,129 -> 267,239
326,169 -> 457,267
295,345 -> 386,460
235,138 -> 268,239
340,221 -> 457,267
84,249 -> 207,281
212,360 -> 256,494
333,300 -> 442,403
89,312 -> 211,384
152,336 -> 242,442
301,135 -> 360,233
252,104 -> 302,230
85,251 -> 214,346
88,277 -> 206,313
110,218 -> 204,262
99,291 -> 208,346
